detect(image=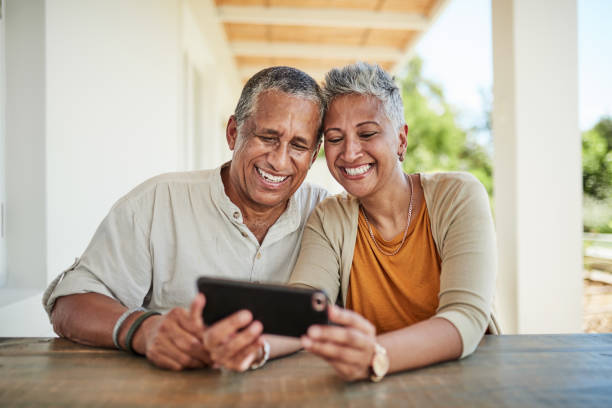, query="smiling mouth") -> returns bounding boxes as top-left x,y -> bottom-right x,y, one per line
256,166 -> 289,184
341,164 -> 373,176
